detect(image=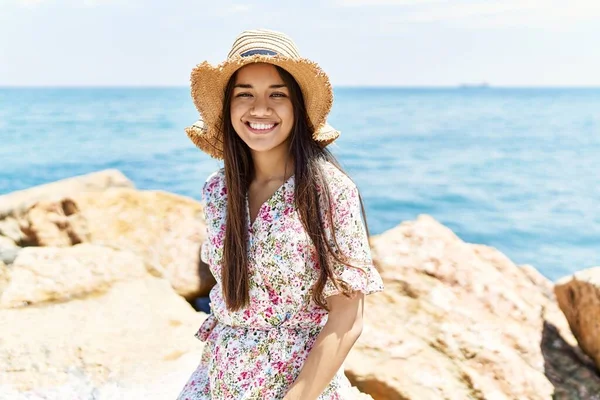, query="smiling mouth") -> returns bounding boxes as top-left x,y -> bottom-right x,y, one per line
245,121 -> 279,133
